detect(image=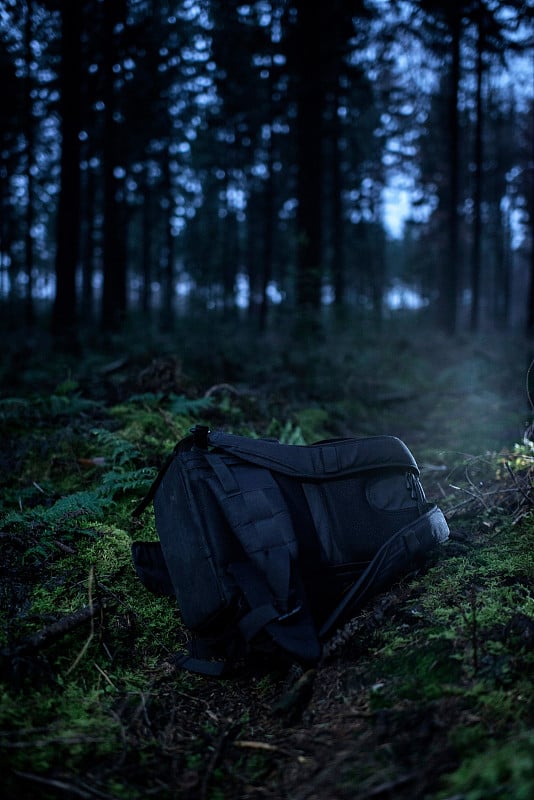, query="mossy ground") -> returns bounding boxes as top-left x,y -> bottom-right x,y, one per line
1,317 -> 533,799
